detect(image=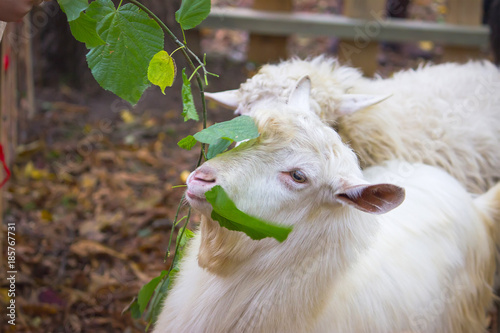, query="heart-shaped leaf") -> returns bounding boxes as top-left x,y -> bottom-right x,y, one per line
175,0 -> 211,30
148,51 -> 177,94
57,0 -> 90,21
86,0 -> 164,105
193,116 -> 259,144
69,12 -> 106,48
